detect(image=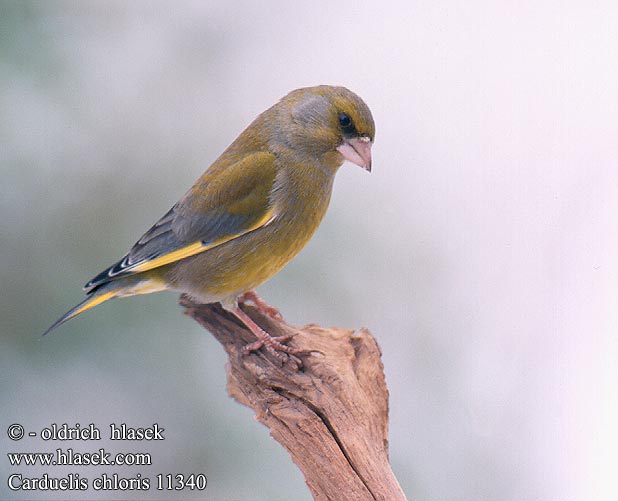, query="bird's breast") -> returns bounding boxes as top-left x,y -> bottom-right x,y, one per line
167,164 -> 336,301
